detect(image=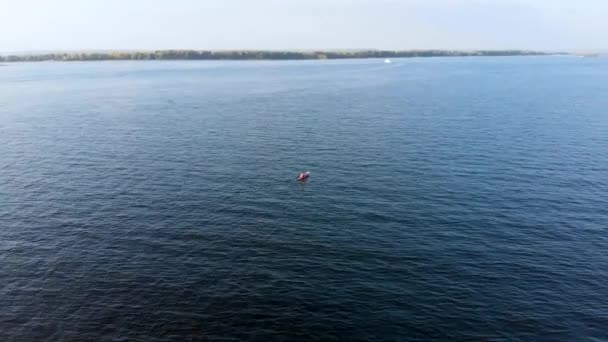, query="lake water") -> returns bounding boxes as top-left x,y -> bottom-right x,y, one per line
1,57 -> 607,340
